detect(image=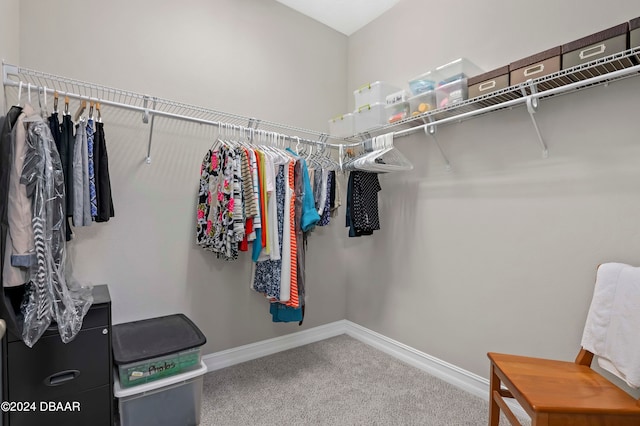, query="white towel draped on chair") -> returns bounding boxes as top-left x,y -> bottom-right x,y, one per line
581,262 -> 640,389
